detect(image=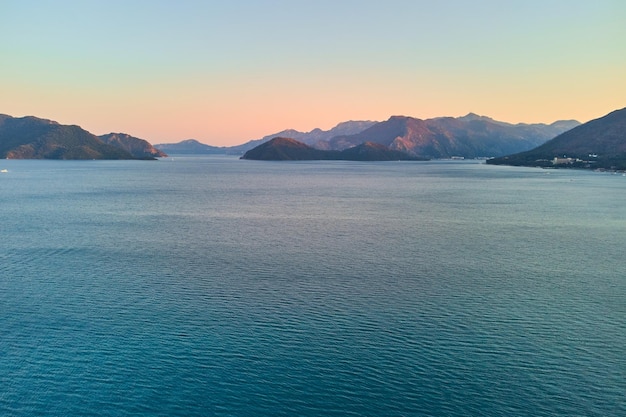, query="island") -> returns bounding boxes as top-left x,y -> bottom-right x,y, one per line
240,137 -> 426,161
